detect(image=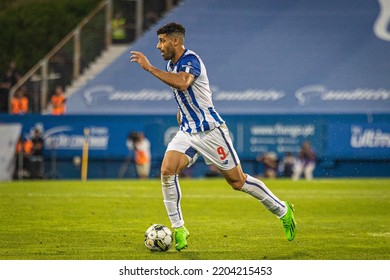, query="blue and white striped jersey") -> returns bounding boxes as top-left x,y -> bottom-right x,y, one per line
166,49 -> 224,133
